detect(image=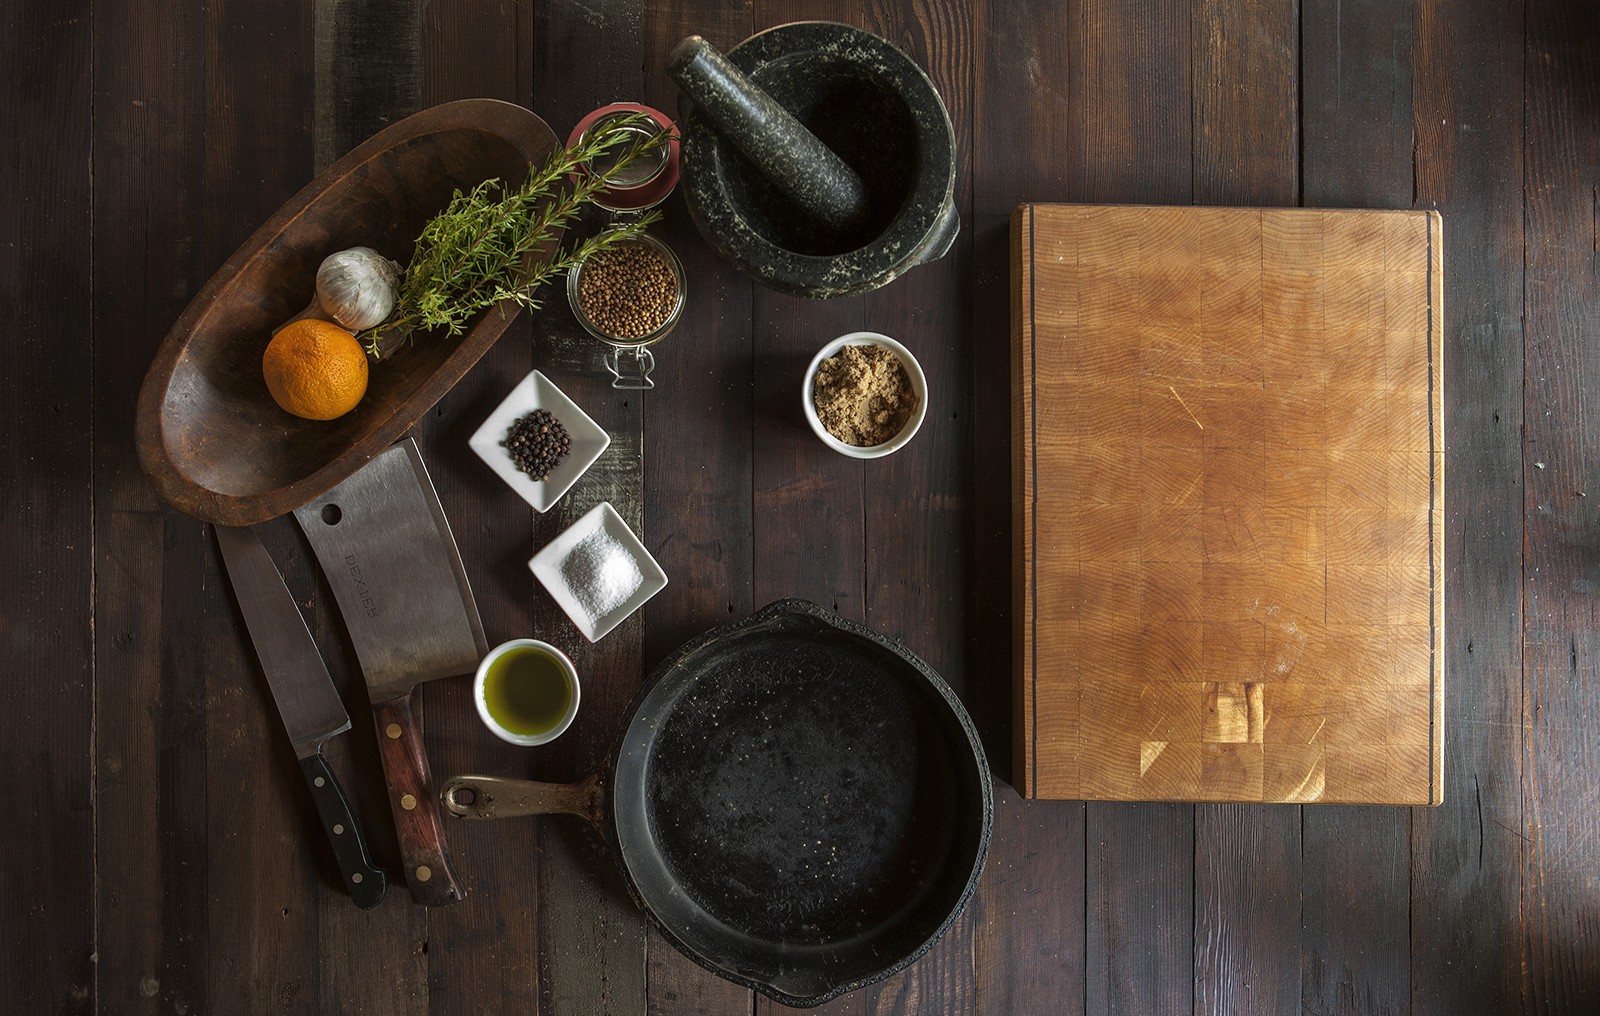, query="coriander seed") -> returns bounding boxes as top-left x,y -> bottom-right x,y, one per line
576,241 -> 680,340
